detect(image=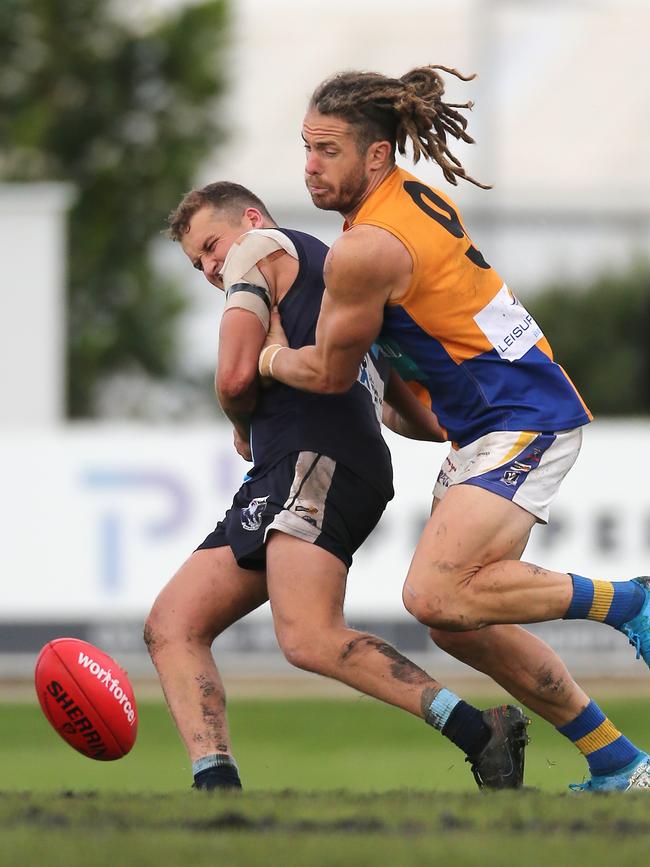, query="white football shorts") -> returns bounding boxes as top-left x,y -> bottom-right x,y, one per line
432,427 -> 584,523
